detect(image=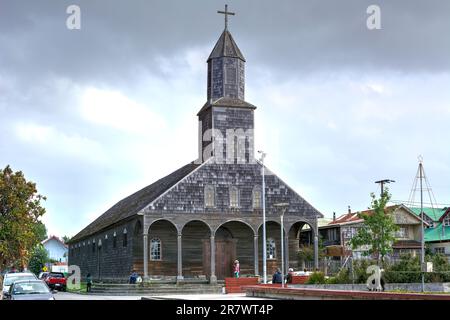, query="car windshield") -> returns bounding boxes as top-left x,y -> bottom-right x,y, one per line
4,275 -> 36,286
12,282 -> 49,295
49,273 -> 64,278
